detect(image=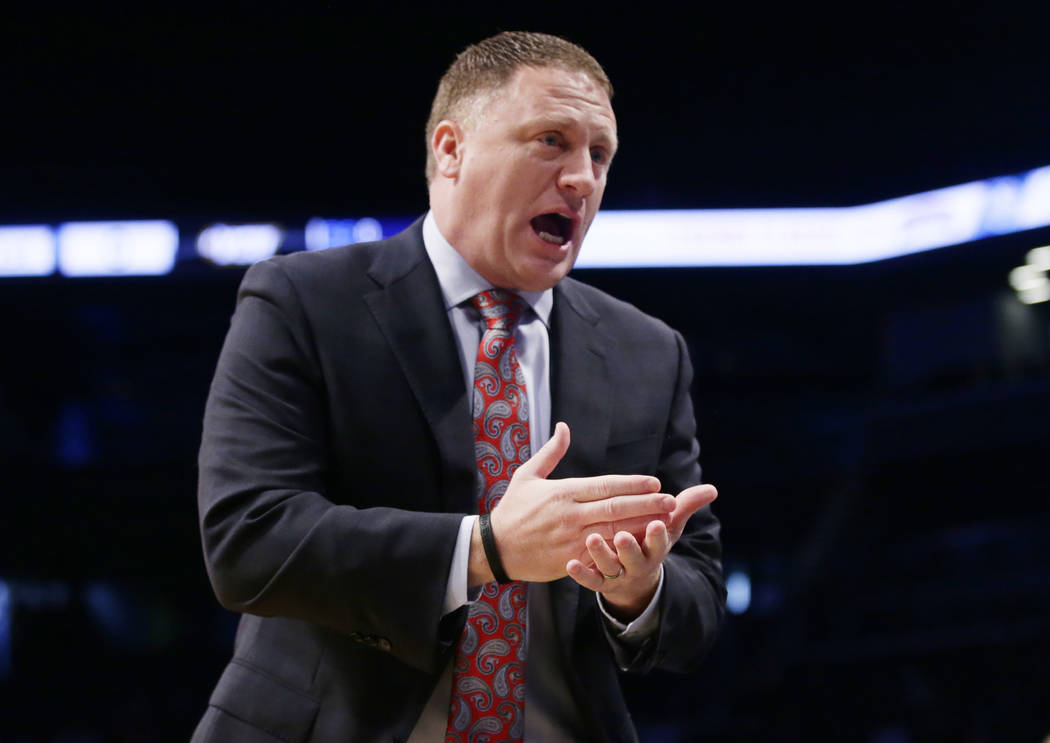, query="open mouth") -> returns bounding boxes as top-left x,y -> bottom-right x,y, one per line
530,213 -> 574,246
